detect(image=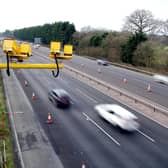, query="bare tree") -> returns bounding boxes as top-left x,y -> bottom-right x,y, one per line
122,9 -> 157,34
80,26 -> 95,32
159,20 -> 168,37
156,19 -> 168,45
